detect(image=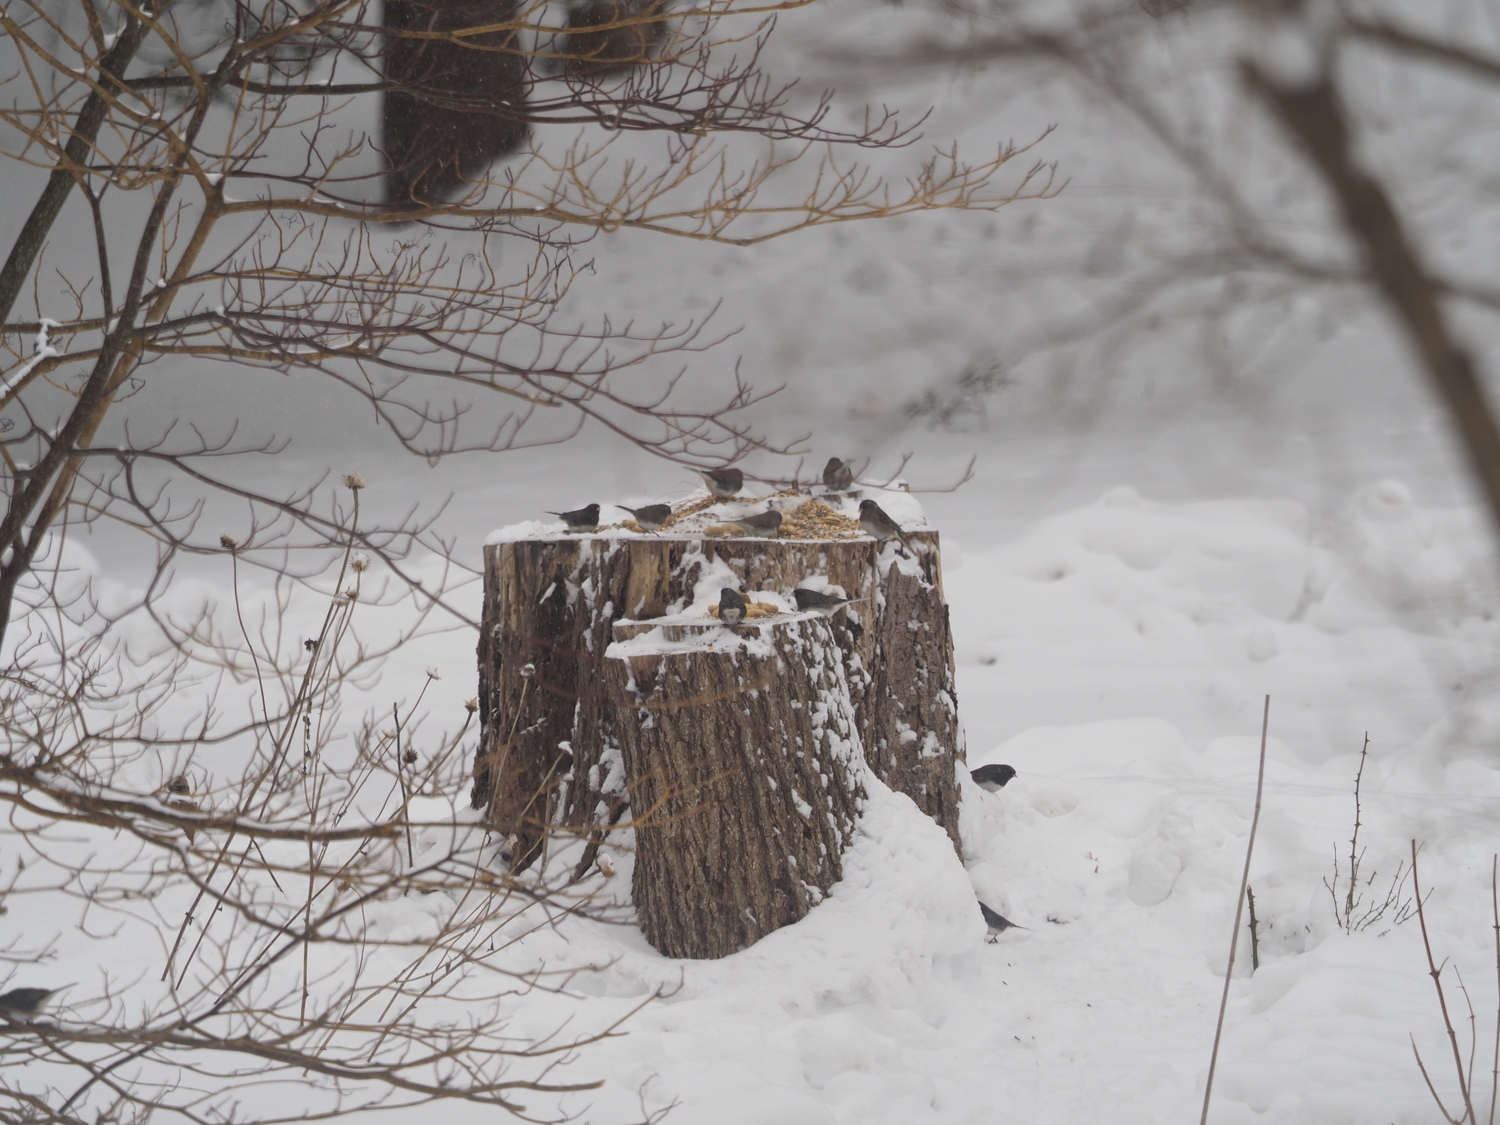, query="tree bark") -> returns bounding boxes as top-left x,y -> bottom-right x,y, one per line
860,550 -> 963,850
475,531 -> 963,879
606,613 -> 867,958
